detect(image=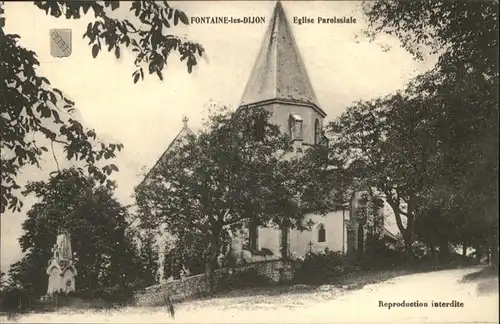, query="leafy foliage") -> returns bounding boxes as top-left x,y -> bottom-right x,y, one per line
362,0 -> 498,79
33,1 -> 204,79
137,230 -> 159,287
336,0 -> 500,262
221,267 -> 274,289
1,0 -> 204,215
294,251 -> 356,284
162,227 -> 232,280
4,169 -> 141,306
327,91 -> 434,252
135,105 -> 328,291
354,194 -> 384,231
0,28 -> 123,214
